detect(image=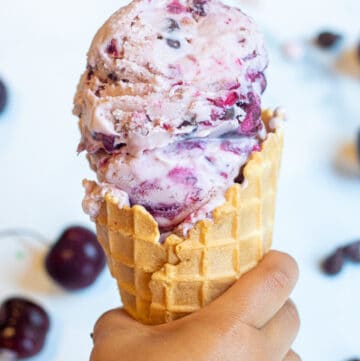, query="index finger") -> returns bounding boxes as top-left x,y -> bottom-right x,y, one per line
93,308 -> 142,343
